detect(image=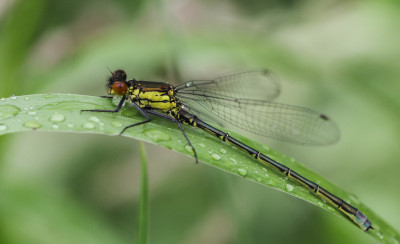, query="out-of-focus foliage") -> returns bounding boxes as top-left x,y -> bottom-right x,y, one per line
0,0 -> 399,243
